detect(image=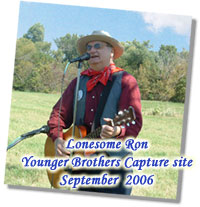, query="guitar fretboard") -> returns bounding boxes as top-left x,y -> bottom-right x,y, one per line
83,106 -> 136,139
85,127 -> 102,139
